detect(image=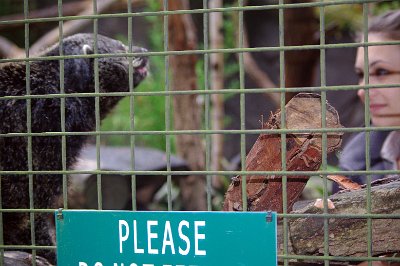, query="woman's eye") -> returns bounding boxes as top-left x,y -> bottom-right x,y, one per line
375,68 -> 390,77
